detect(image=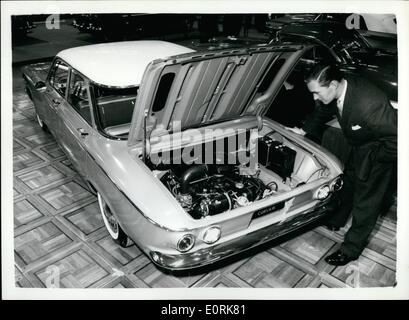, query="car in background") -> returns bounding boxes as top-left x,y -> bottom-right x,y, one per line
266,13 -> 397,54
274,21 -> 397,103
22,40 -> 343,270
72,14 -> 189,40
313,13 -> 397,54
12,16 -> 36,41
314,13 -> 397,34
265,13 -> 318,37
